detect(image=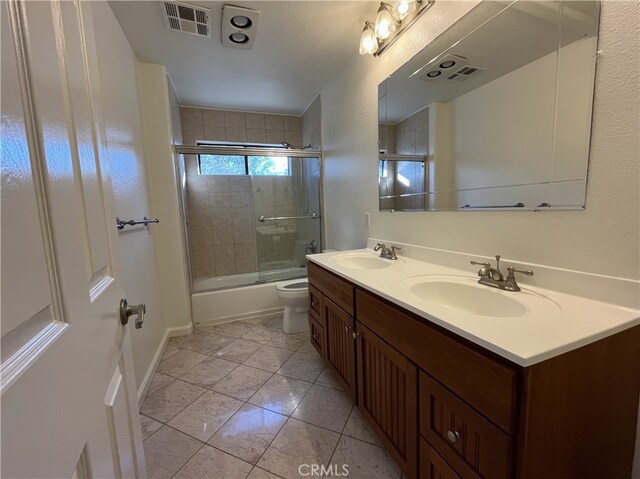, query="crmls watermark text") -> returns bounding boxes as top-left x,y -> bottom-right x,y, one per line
298,464 -> 350,477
